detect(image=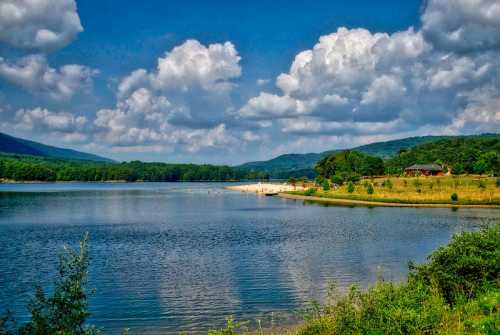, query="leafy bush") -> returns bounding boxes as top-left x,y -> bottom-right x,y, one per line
346,181 -> 355,193
208,317 -> 244,335
314,175 -> 325,186
410,224 -> 499,304
304,188 -> 317,196
496,178 -> 500,187
330,174 -> 344,186
1,234 -> 97,335
297,225 -> 500,335
451,193 -> 458,202
321,180 -> 330,191
366,183 -> 374,195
